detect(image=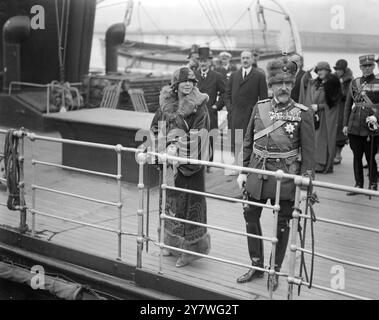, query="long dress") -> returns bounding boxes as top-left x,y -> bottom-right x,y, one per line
299,73 -> 340,173
150,85 -> 211,264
